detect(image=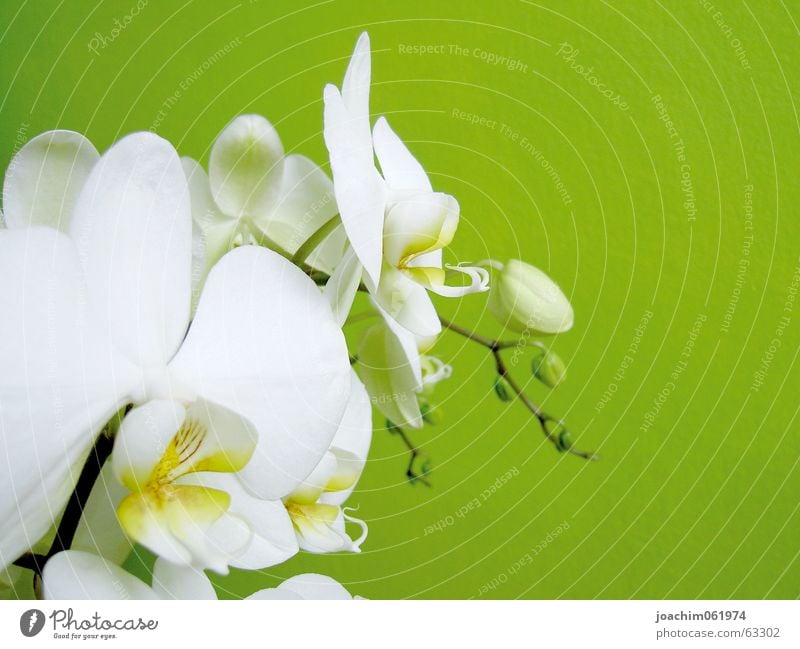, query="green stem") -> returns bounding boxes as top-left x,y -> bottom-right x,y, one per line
438,315 -> 598,461
291,214 -> 342,266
